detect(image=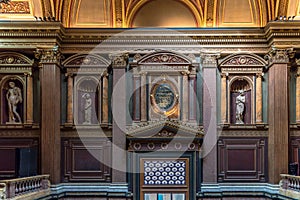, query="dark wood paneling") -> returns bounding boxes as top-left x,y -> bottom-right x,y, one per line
0,138 -> 38,179
62,138 -> 112,182
218,138 -> 267,182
